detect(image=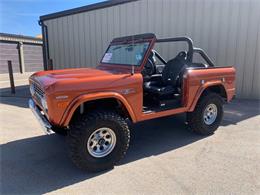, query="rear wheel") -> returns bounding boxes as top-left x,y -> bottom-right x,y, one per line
187,93 -> 223,135
67,110 -> 130,172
